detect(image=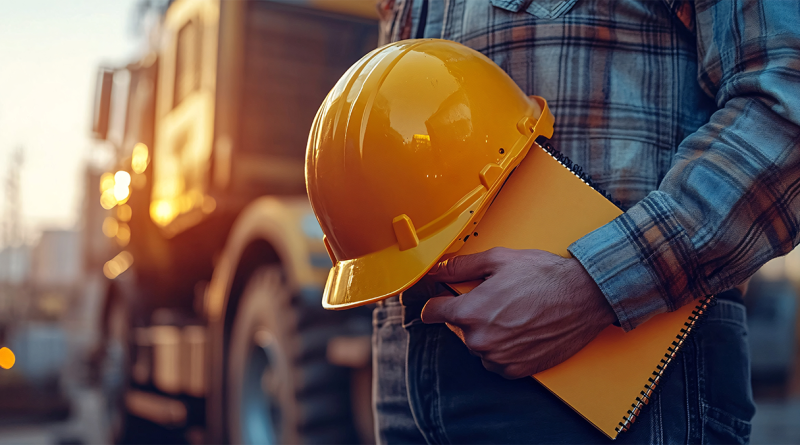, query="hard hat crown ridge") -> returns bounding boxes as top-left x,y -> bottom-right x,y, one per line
306,39 -> 554,309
